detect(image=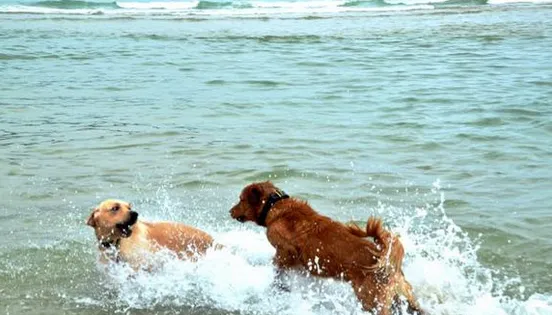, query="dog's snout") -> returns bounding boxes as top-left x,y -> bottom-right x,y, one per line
130,210 -> 138,220
126,210 -> 138,226
229,205 -> 245,222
